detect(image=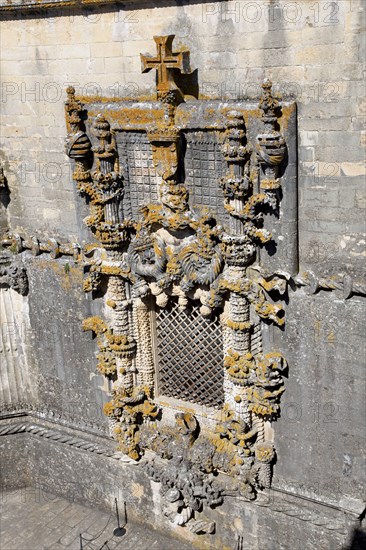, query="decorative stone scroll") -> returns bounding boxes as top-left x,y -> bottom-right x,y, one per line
65,35 -> 295,533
